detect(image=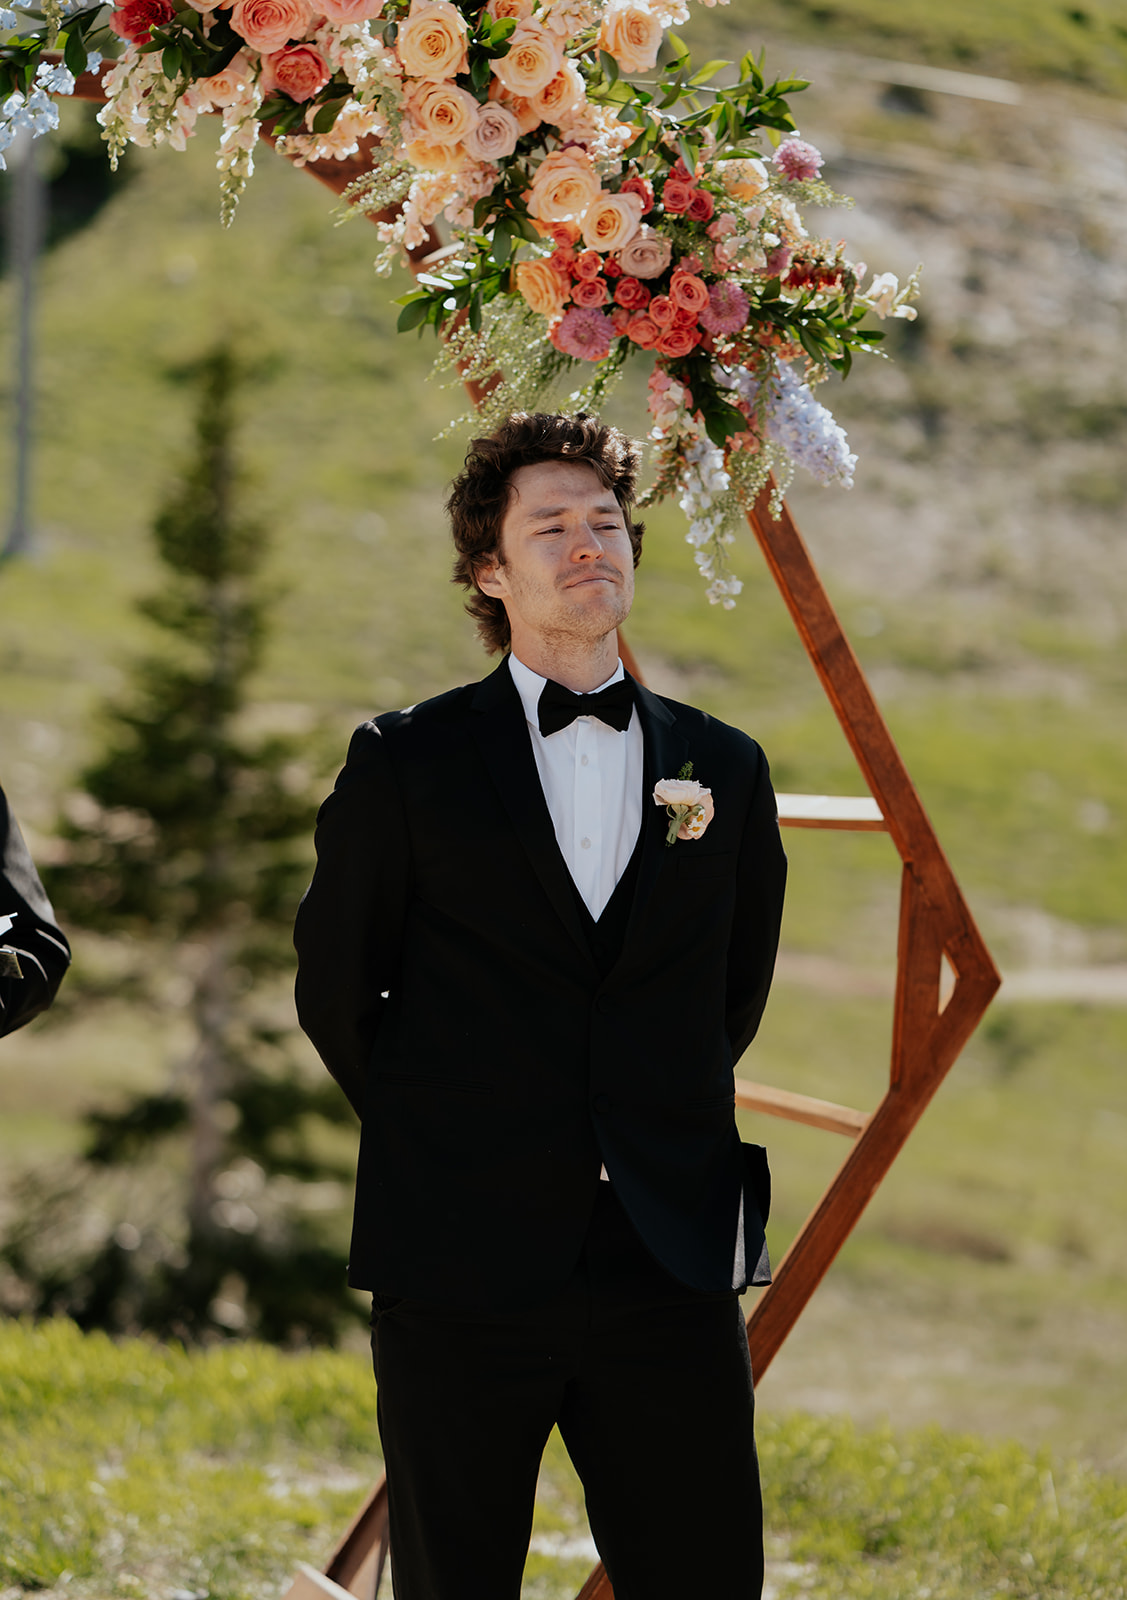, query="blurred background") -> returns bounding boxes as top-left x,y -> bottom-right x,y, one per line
1,0 -> 1125,1591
